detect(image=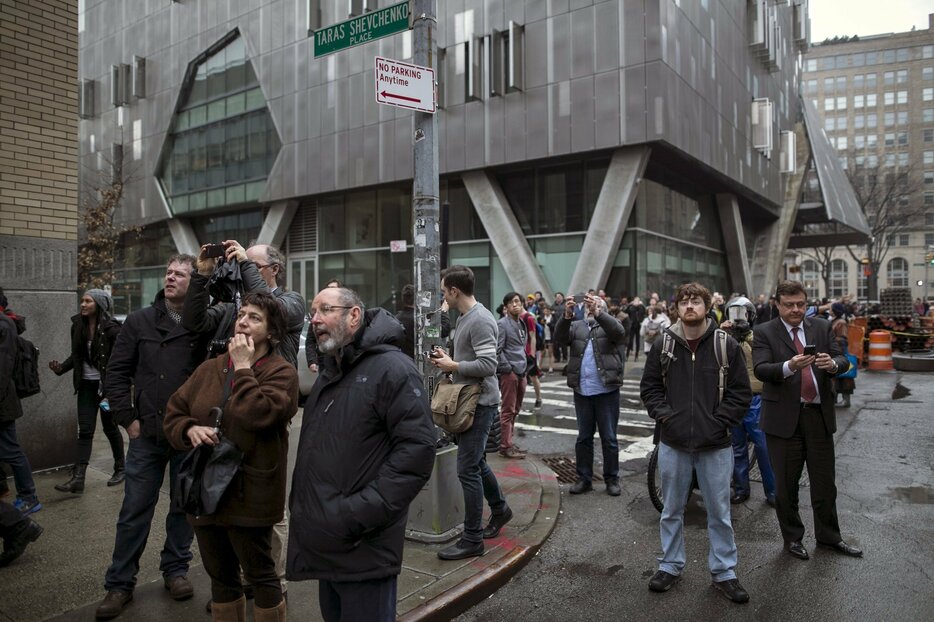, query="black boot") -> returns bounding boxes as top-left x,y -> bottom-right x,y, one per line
107,460 -> 126,486
54,464 -> 87,493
